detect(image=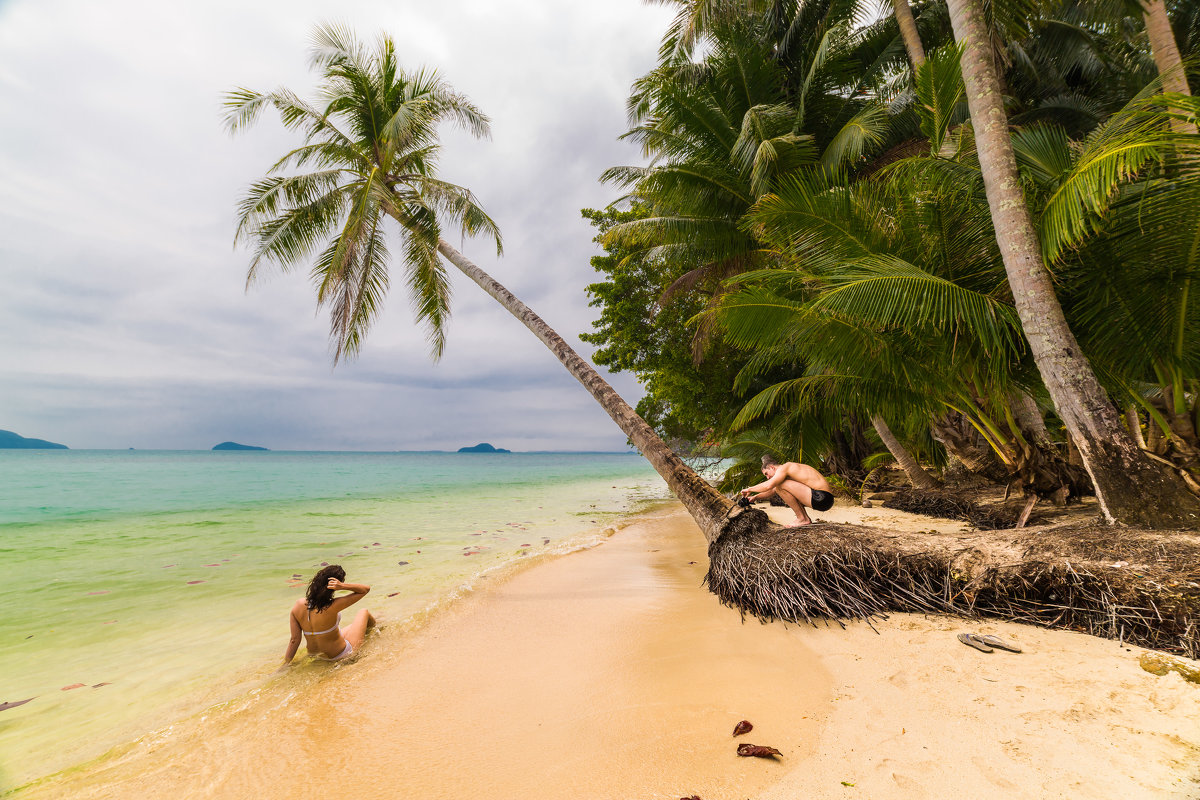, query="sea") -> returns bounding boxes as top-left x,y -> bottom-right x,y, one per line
0,449 -> 669,792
